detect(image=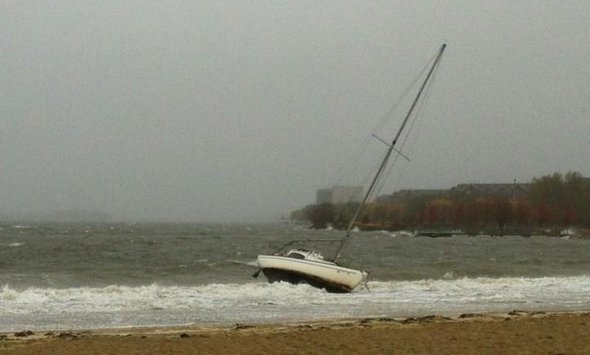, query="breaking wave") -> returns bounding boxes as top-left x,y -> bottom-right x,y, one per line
2,275 -> 589,328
